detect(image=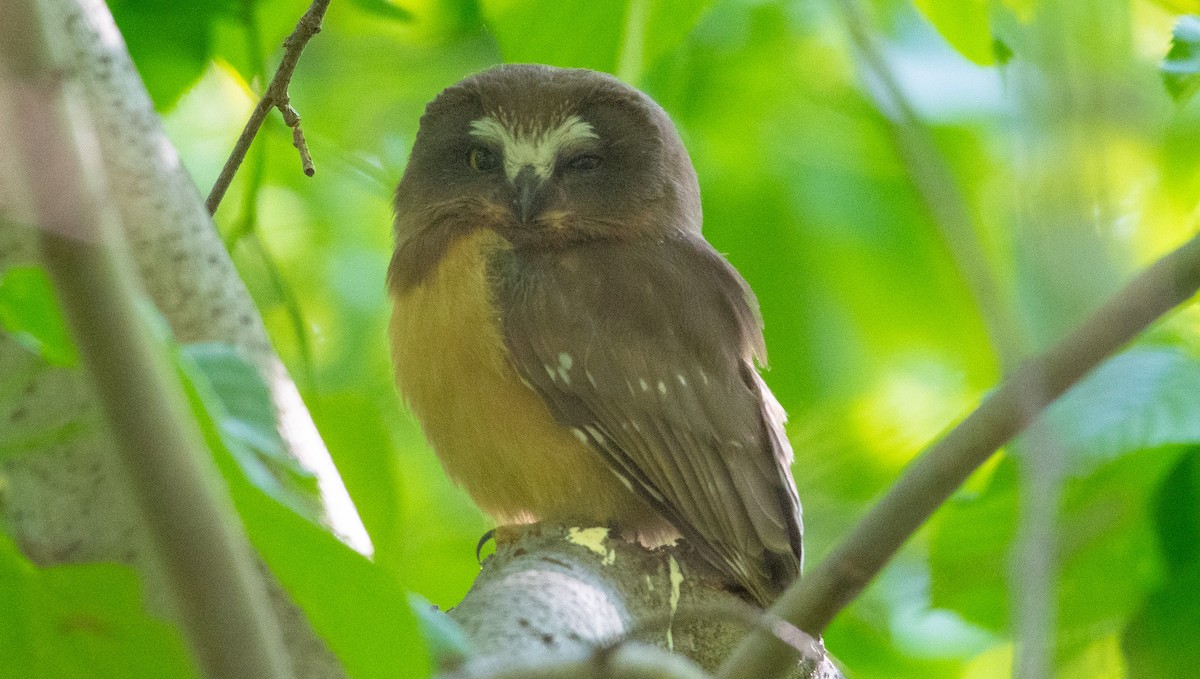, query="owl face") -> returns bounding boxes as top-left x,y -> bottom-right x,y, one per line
394,64 -> 700,250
